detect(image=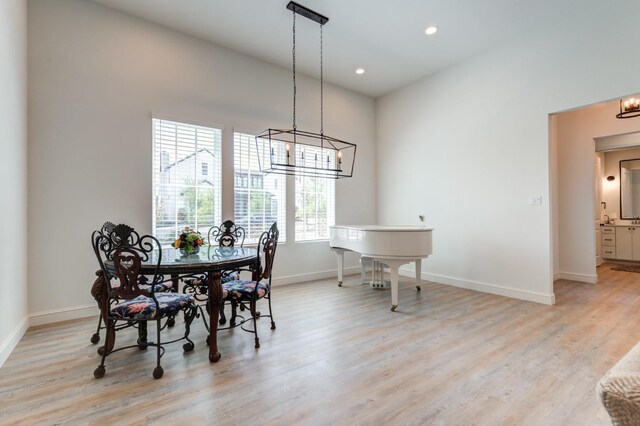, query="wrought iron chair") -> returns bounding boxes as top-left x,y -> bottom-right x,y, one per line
222,222 -> 278,348
183,220 -> 245,326
90,221 -> 116,344
90,222 -> 174,345
92,224 -> 197,379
